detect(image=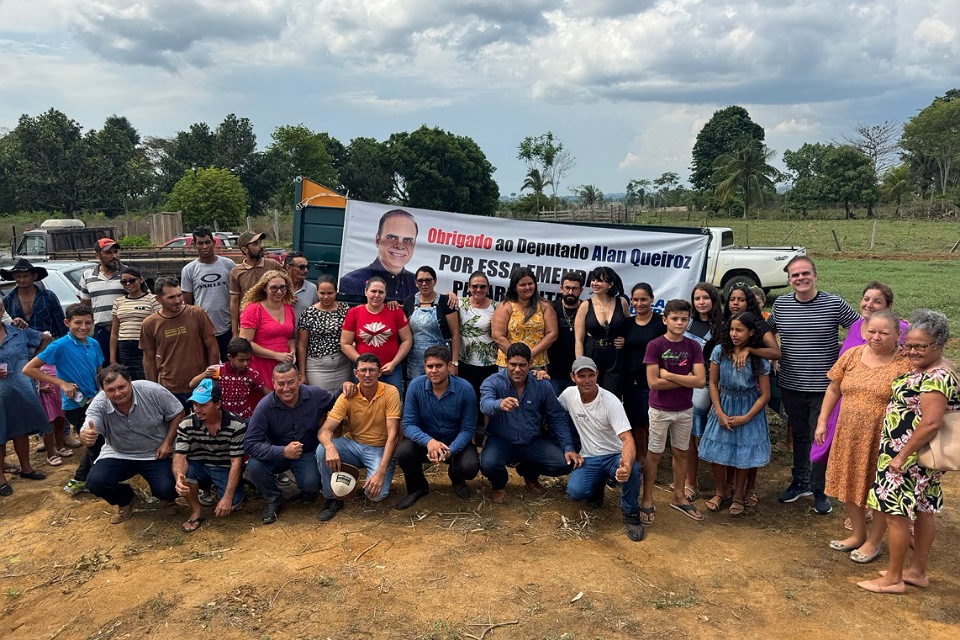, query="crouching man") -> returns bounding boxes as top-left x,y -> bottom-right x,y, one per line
172,379 -> 247,533
80,364 -> 185,524
316,353 -> 401,521
559,357 -> 645,541
394,345 -> 479,509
